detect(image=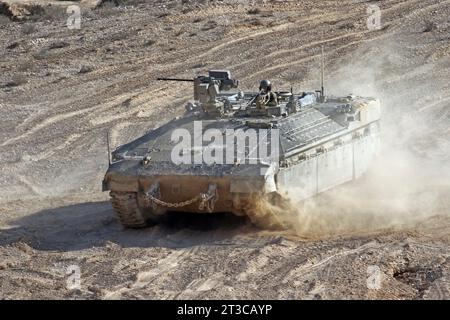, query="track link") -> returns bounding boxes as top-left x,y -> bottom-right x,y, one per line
110,192 -> 148,228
